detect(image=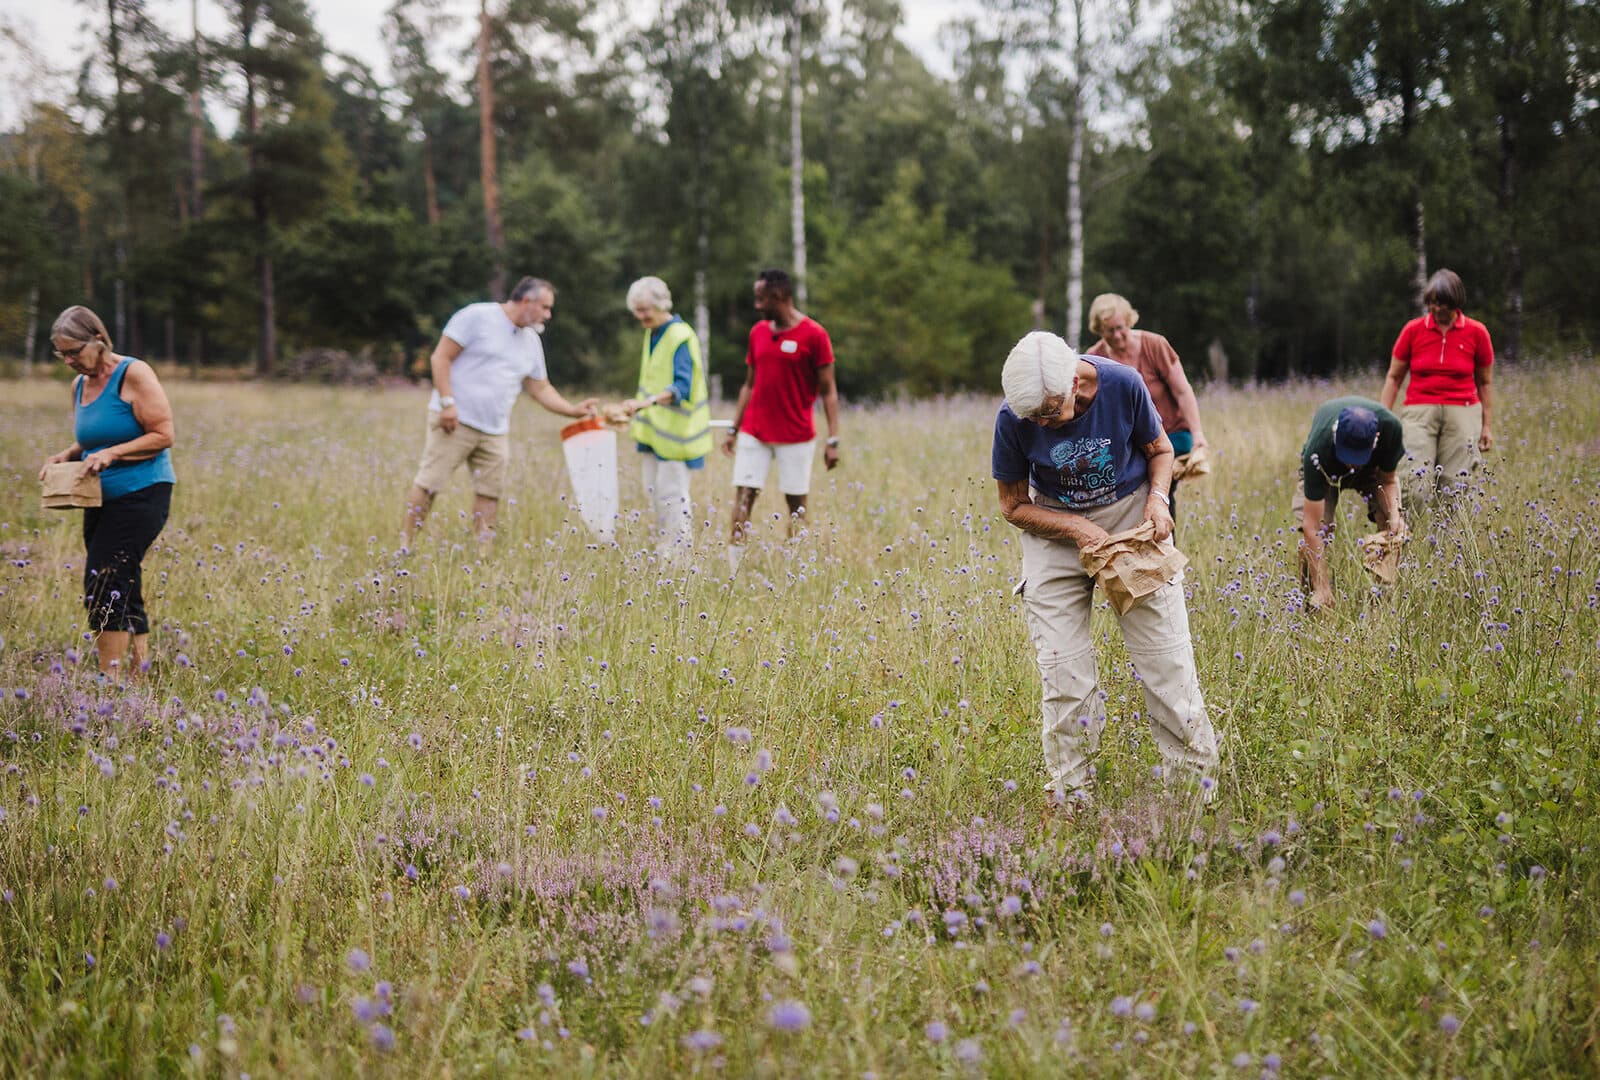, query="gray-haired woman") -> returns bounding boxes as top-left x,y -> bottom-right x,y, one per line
616,276 -> 711,558
38,305 -> 176,679
991,331 -> 1217,811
